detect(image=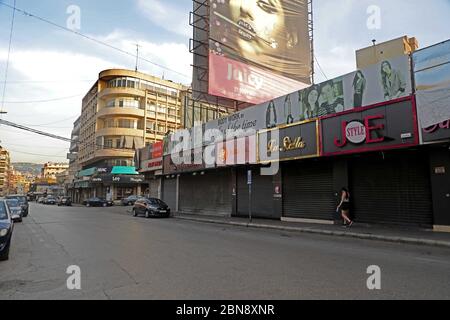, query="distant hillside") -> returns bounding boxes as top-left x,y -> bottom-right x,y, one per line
12,163 -> 42,176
